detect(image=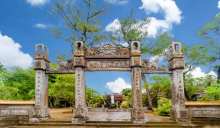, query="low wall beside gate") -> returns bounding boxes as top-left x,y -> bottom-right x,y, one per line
185,101 -> 220,119
0,100 -> 35,127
